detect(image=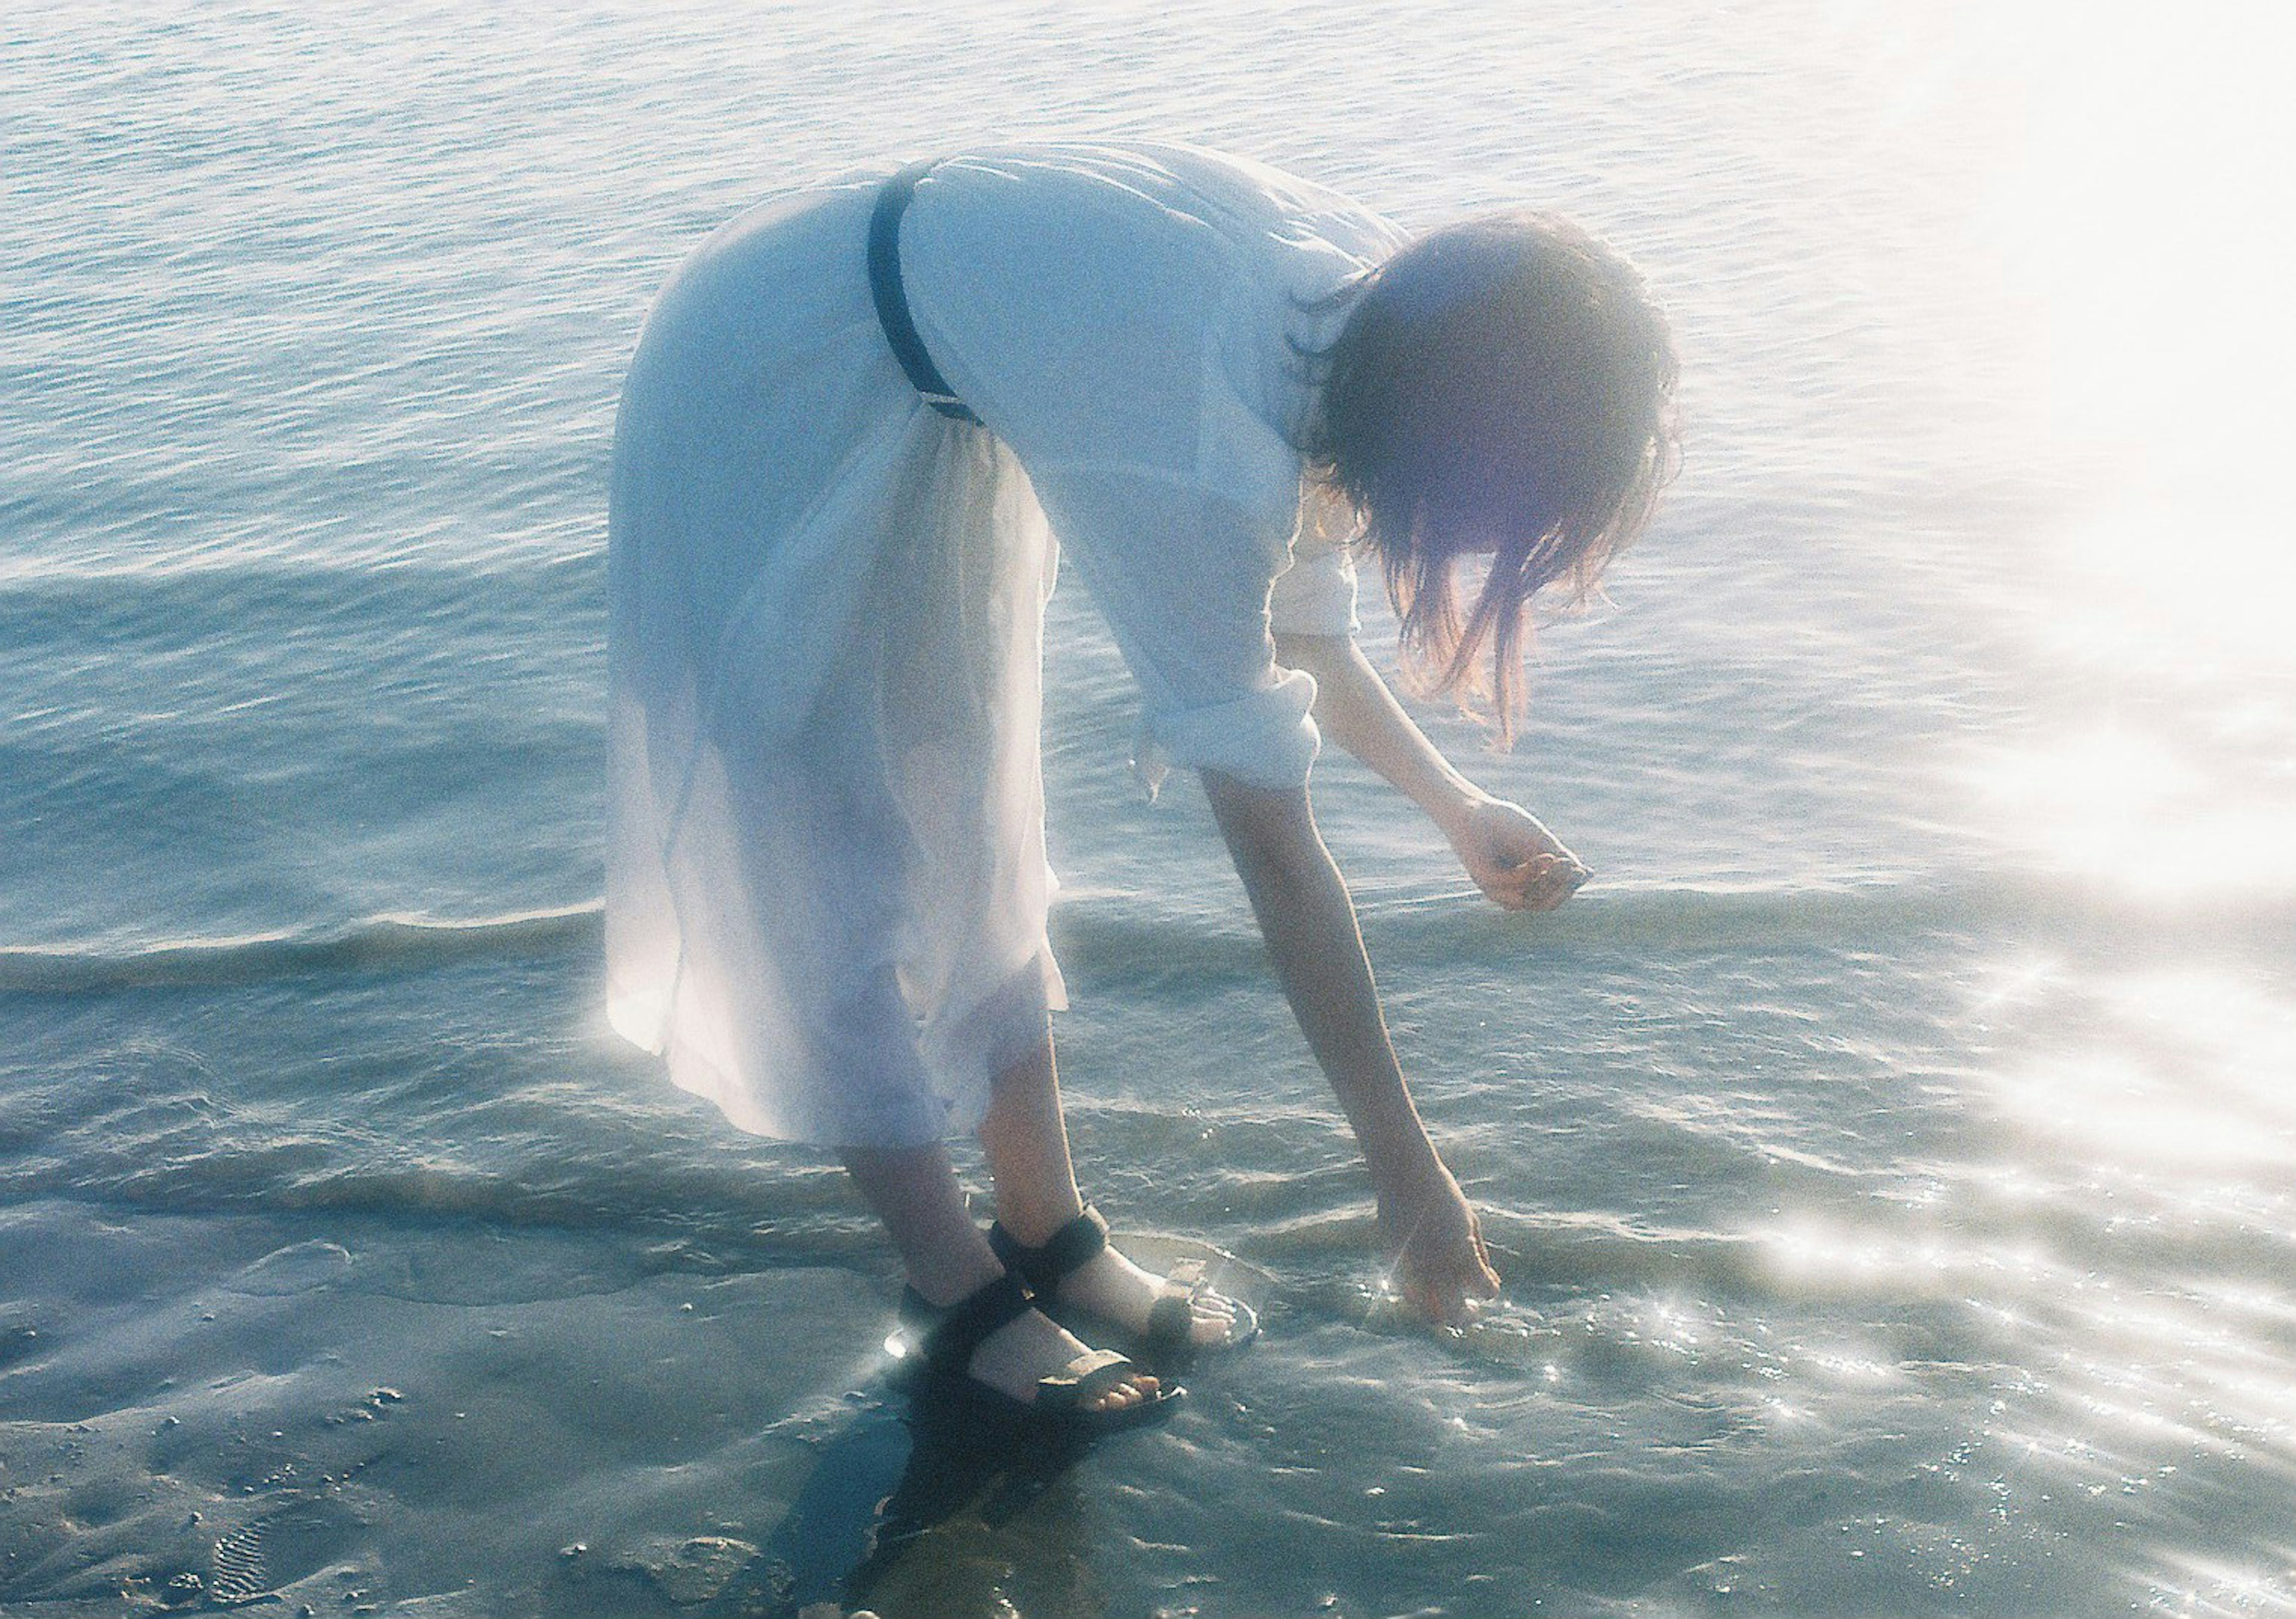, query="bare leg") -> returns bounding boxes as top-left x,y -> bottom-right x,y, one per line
841,1141 -> 1150,1410
978,1037 -> 1241,1345
840,1143 -> 1002,1307
975,1035 -> 1086,1245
